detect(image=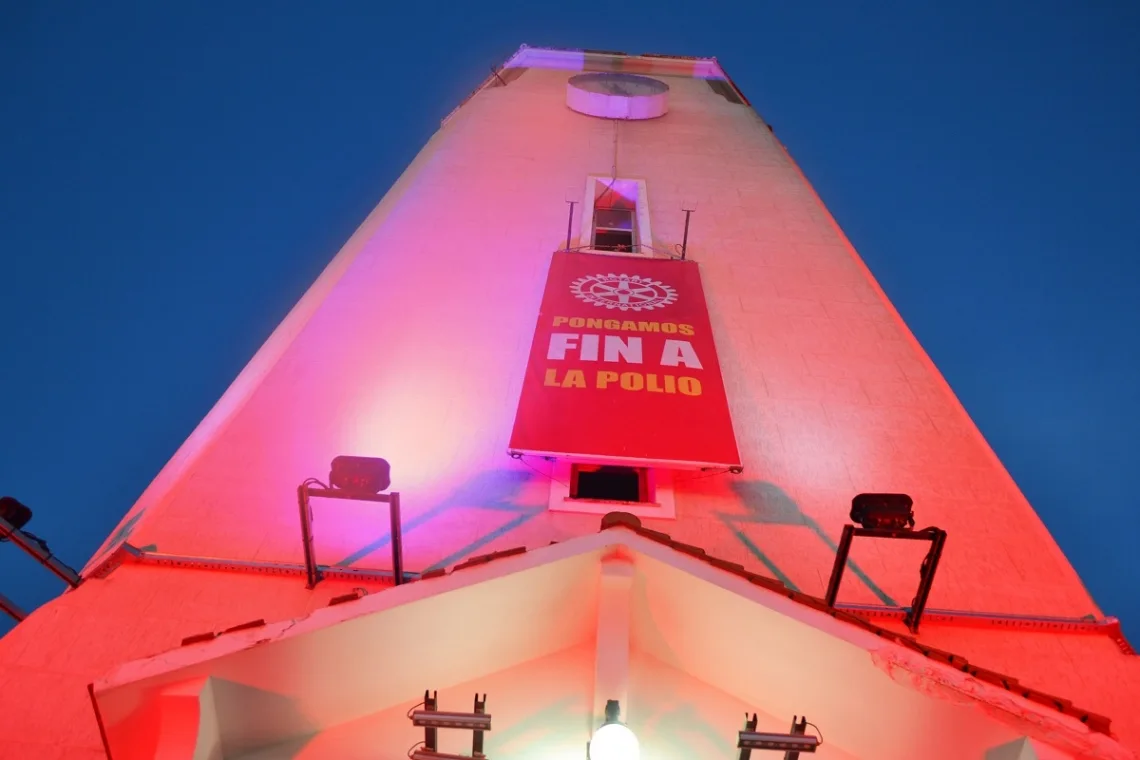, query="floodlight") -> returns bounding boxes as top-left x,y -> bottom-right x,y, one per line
850,492 -> 914,530
410,691 -> 491,760
0,497 -> 32,541
329,455 -> 391,494
826,494 -> 946,632
738,714 -> 820,759
411,710 -> 492,731
588,700 -> 639,760
737,731 -> 819,752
